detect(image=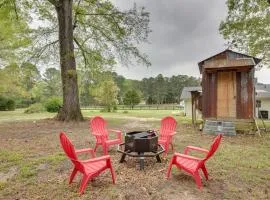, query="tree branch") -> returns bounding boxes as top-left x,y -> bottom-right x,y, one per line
30,40 -> 59,60
47,0 -> 61,7
12,0 -> 19,19
74,37 -> 88,67
73,0 -> 82,30
77,11 -> 124,16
